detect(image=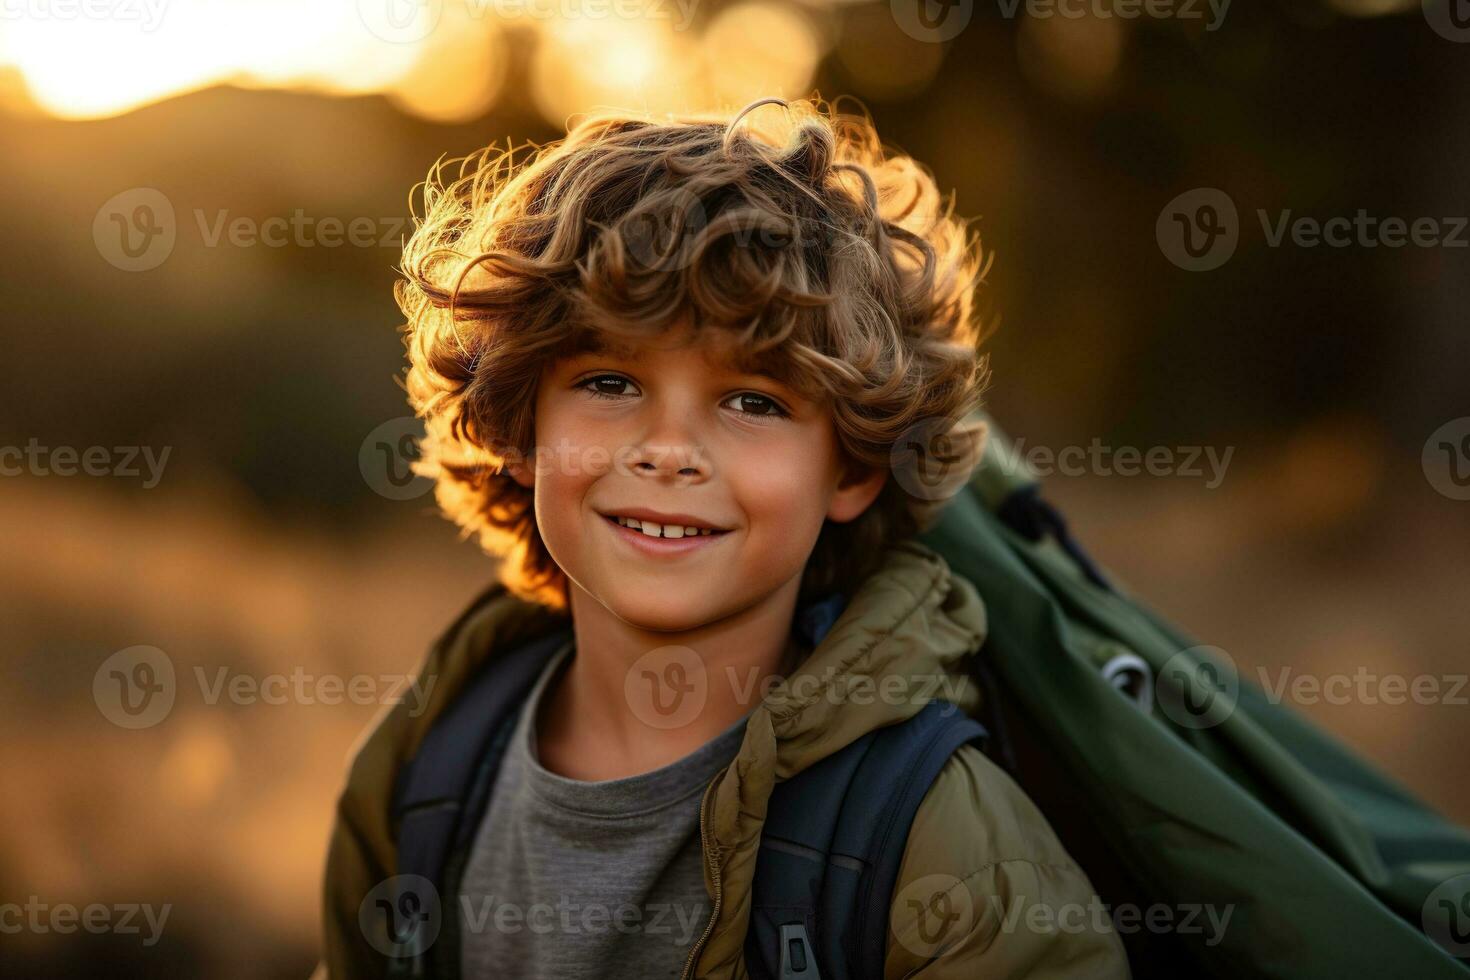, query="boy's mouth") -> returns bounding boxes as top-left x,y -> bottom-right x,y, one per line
599,513 -> 733,558
598,512 -> 731,539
